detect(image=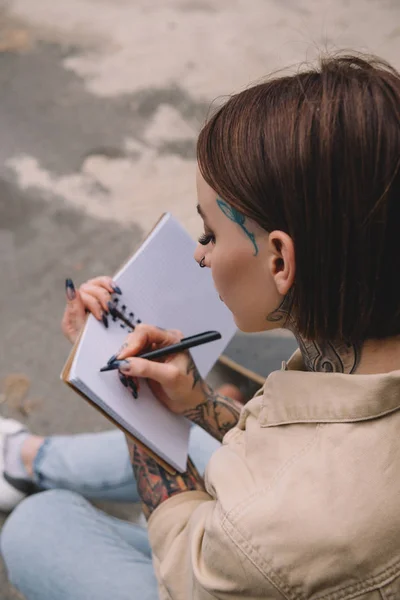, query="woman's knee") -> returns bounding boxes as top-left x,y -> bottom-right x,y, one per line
1,489 -> 87,580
